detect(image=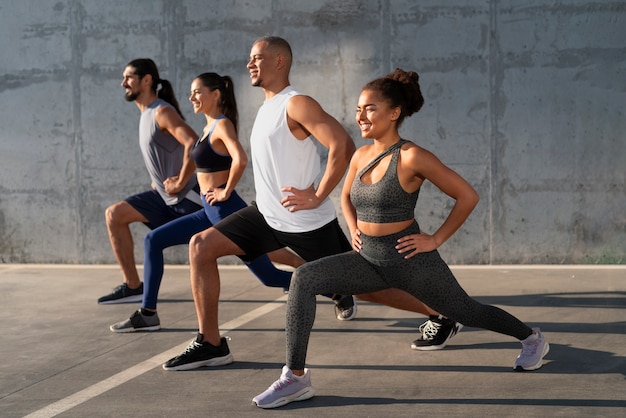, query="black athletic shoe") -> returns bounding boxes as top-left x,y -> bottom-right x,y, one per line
97,282 -> 143,304
411,315 -> 463,351
333,295 -> 357,321
162,333 -> 234,371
